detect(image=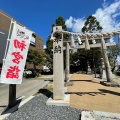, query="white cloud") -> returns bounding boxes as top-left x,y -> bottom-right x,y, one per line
65,0 -> 120,32
43,45 -> 46,49
112,13 -> 120,18
65,16 -> 73,28
65,17 -> 85,32
94,0 -> 120,31
72,18 -> 85,32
